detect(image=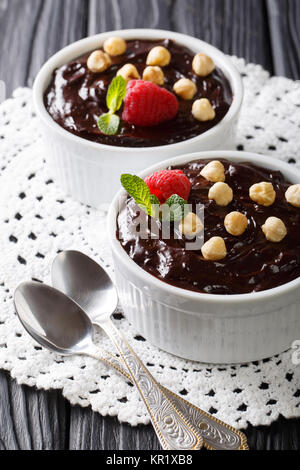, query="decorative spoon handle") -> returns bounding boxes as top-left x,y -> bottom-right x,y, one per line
89,333 -> 248,451
94,319 -> 203,451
